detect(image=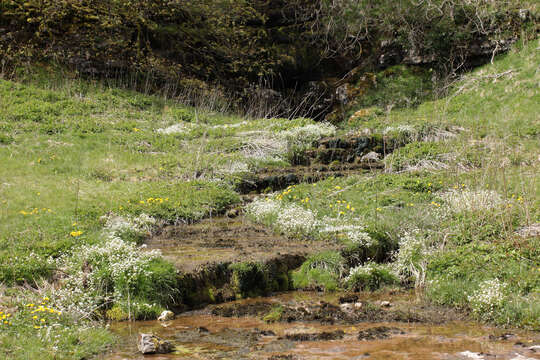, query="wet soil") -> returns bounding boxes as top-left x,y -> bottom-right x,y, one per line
357,326 -> 405,340
209,290 -> 462,325
236,162 -> 382,194
148,216 -> 339,273
104,291 -> 540,360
